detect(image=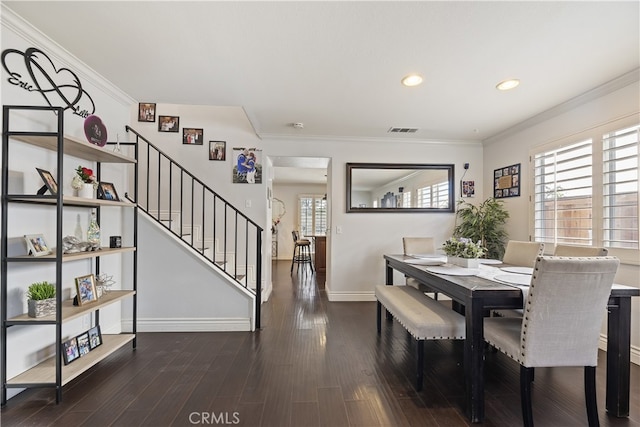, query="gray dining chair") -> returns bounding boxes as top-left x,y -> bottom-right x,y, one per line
502,240 -> 545,267
484,256 -> 620,427
553,244 -> 608,257
402,237 -> 439,299
493,240 -> 544,318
